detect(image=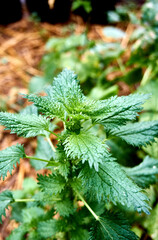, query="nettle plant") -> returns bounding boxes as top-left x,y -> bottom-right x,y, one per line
1,69 -> 158,239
